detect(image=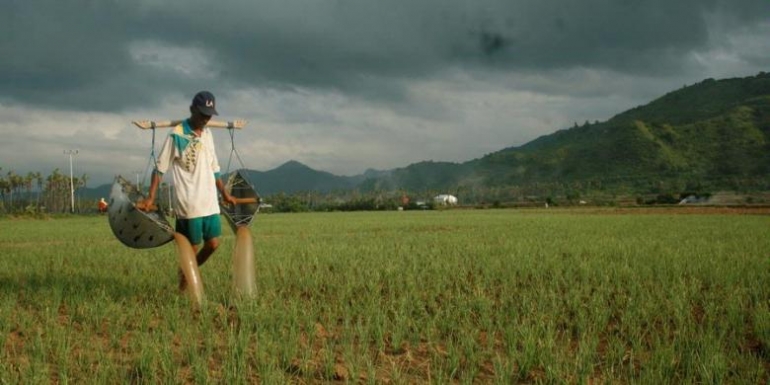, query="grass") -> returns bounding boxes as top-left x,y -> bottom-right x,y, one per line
0,208 -> 768,383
